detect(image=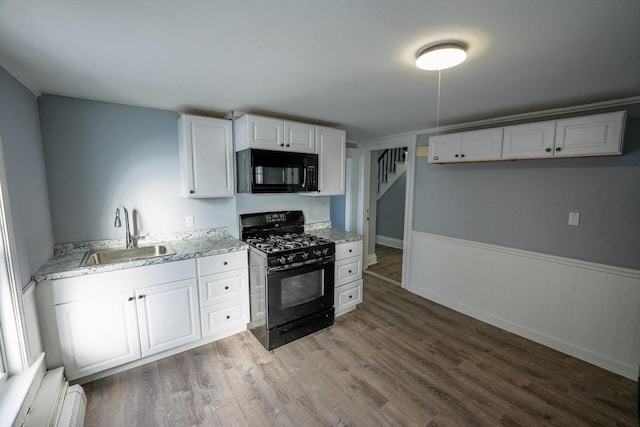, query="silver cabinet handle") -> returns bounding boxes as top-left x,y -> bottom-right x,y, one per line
433,156 -> 439,160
